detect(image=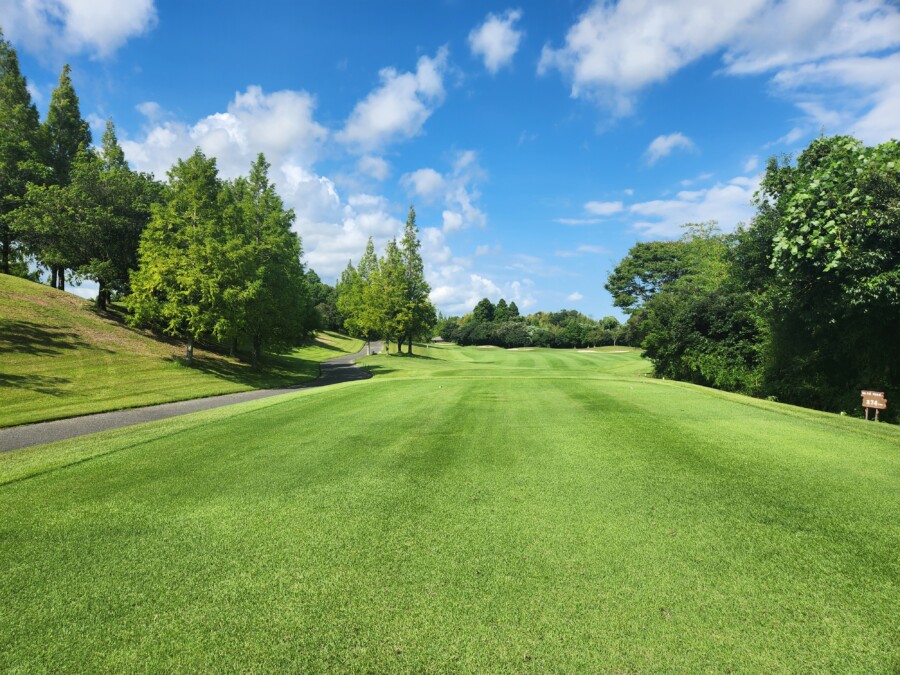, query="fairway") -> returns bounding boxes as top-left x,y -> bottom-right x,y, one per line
1,345 -> 898,671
